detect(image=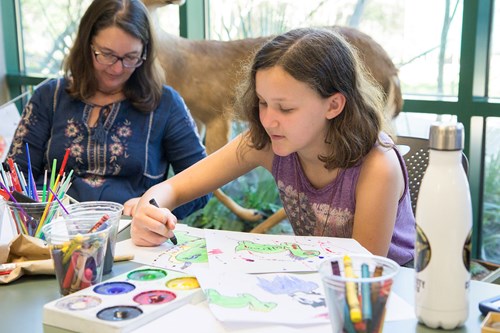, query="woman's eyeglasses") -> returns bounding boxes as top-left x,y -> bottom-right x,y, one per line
91,45 -> 146,68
